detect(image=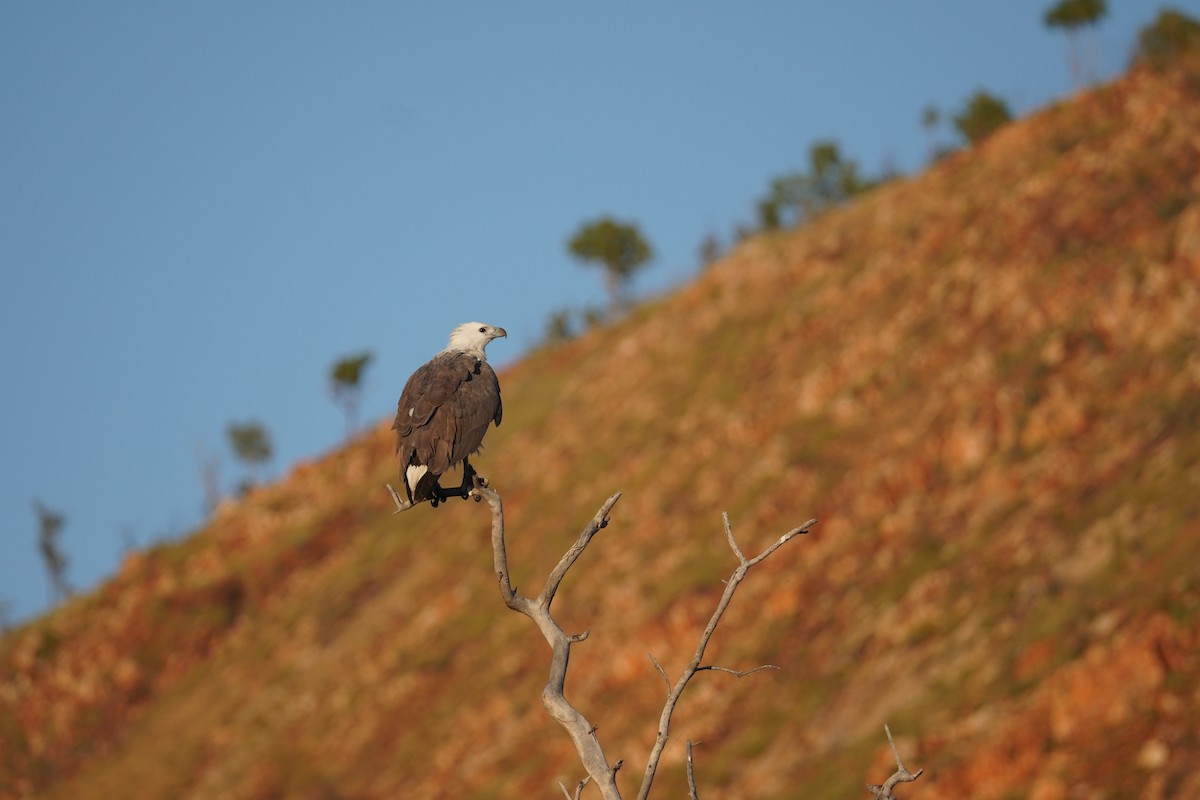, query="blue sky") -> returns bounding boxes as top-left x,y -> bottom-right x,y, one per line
1,2 -> 1191,624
